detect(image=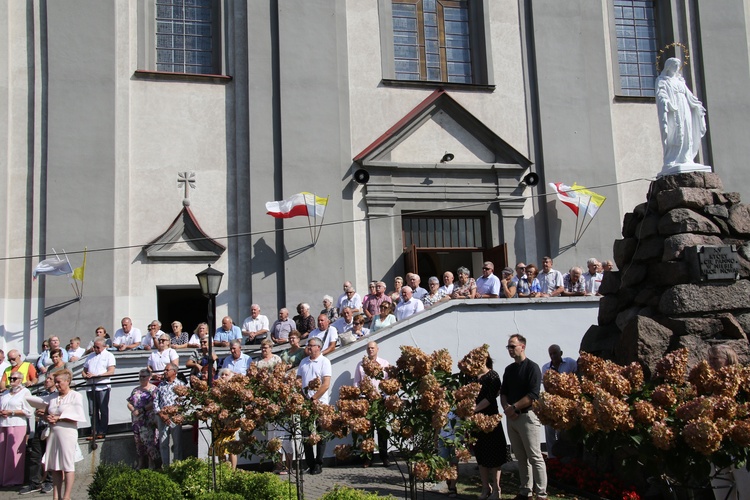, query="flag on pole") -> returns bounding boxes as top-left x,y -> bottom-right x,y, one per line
549,183 -> 582,216
265,192 -> 328,219
33,256 -> 73,278
571,183 -> 607,218
72,247 -> 87,282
